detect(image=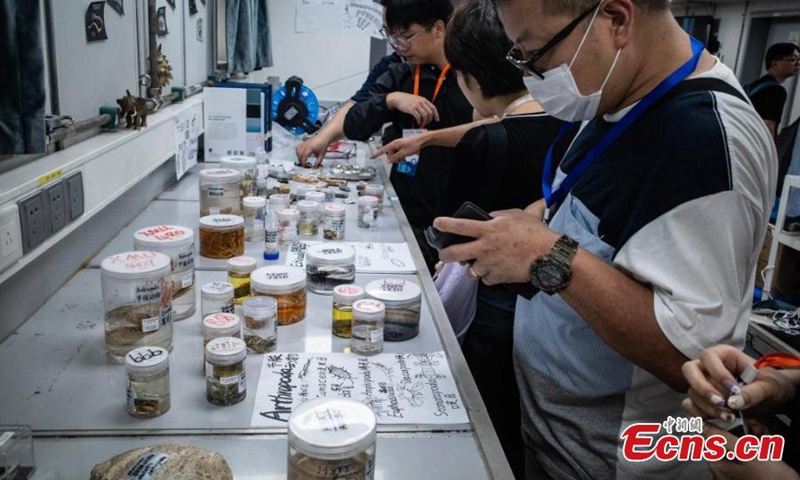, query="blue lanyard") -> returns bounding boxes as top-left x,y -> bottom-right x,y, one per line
542,37 -> 705,208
